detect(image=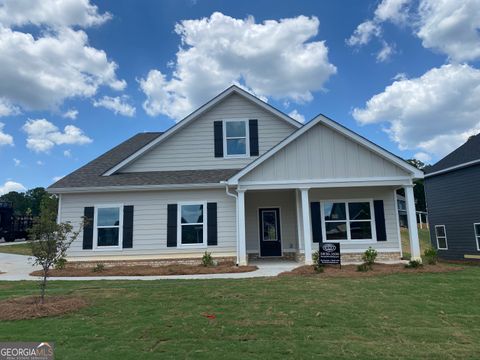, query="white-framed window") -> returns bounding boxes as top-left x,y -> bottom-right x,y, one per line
177,202 -> 207,247
321,200 -> 376,242
94,205 -> 123,249
435,225 -> 448,250
474,223 -> 480,251
223,119 -> 249,157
